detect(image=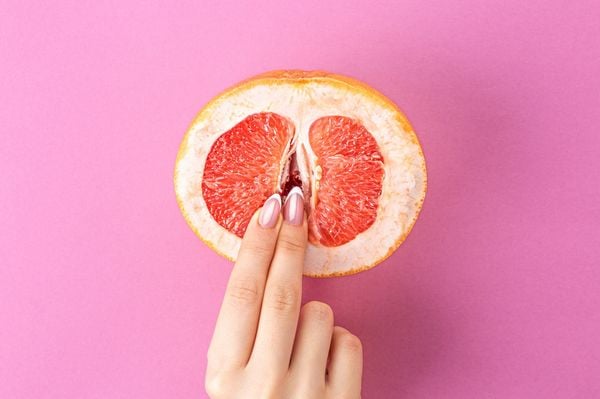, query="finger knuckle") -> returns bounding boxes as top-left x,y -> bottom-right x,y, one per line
205,371 -> 230,398
242,242 -> 274,260
266,283 -> 300,313
339,332 -> 363,353
303,301 -> 333,323
226,278 -> 261,307
277,233 -> 305,254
